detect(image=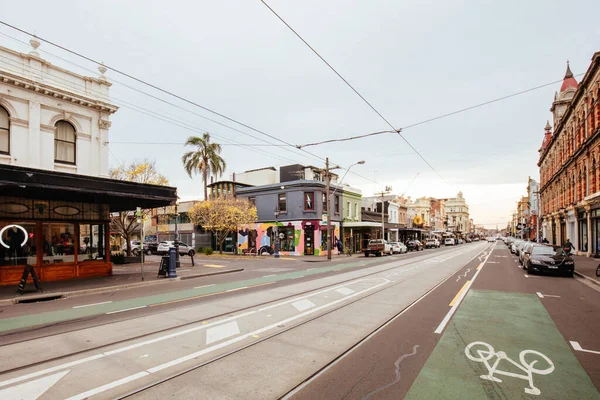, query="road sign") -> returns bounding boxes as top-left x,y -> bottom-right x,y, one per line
322,213 -> 328,222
